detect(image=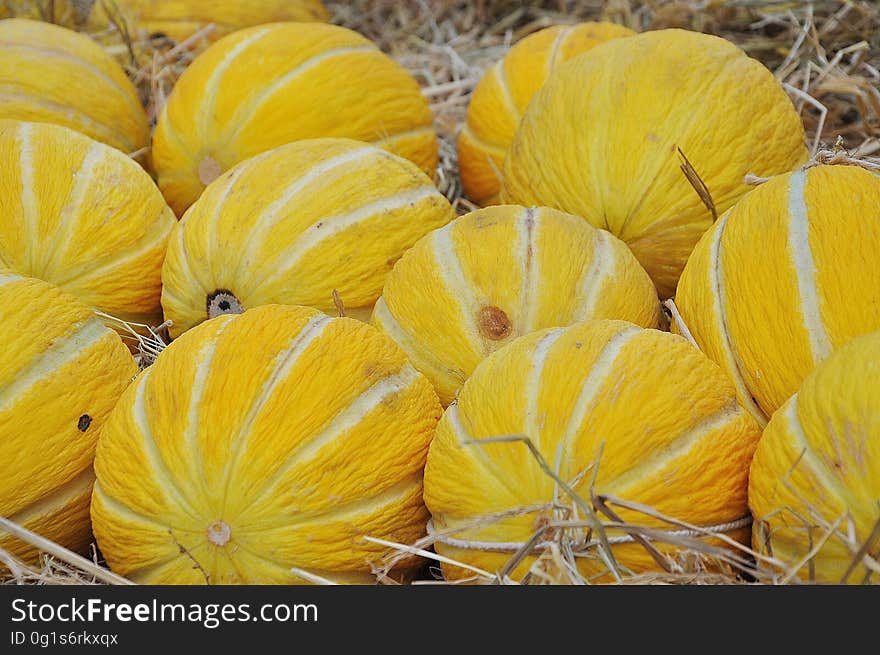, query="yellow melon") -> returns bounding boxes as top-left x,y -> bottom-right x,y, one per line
373,205 -> 660,405
161,138 -> 455,339
423,319 -> 762,581
0,18 -> 149,157
458,22 -> 634,206
0,120 -> 176,326
88,0 -> 329,45
749,331 -> 880,584
92,304 -> 442,584
501,28 -> 808,298
152,22 -> 438,215
675,164 -> 880,427
0,272 -> 137,563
